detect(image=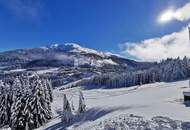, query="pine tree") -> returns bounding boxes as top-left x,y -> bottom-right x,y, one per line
12,78 -> 23,97
10,78 -> 24,130
29,77 -> 52,128
62,94 -> 72,123
23,93 -> 34,130
78,91 -> 86,114
0,73 -> 53,129
10,96 -> 26,130
45,79 -> 53,103
0,81 -> 8,127
42,79 -> 53,119
0,82 -> 12,127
